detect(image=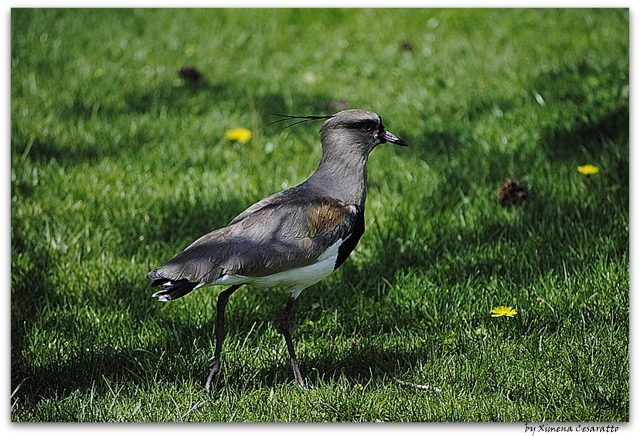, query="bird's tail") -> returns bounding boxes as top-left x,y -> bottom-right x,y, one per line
148,272 -> 199,302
